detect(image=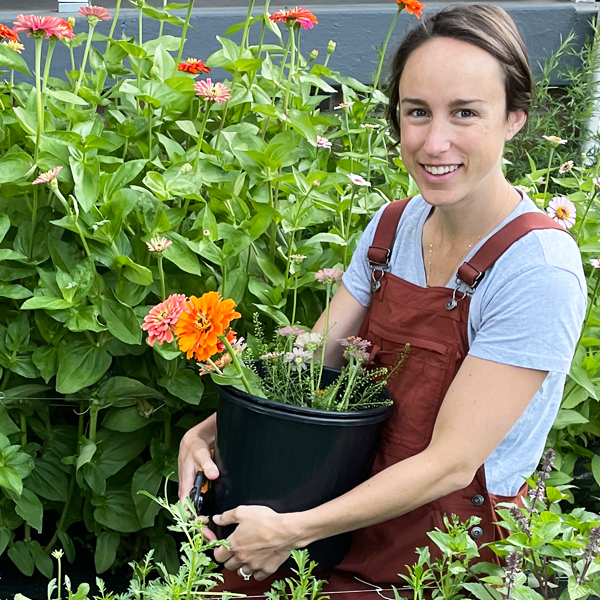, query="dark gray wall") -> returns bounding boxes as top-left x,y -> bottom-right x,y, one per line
1,2 -> 598,85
